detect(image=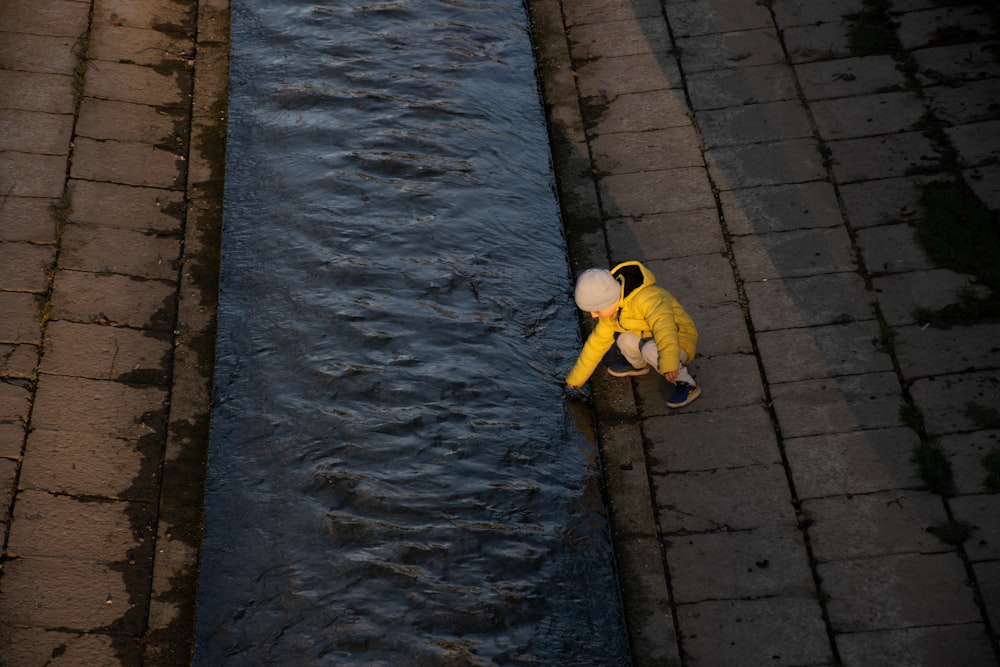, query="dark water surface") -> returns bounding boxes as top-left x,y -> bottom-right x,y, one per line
194,1 -> 628,664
